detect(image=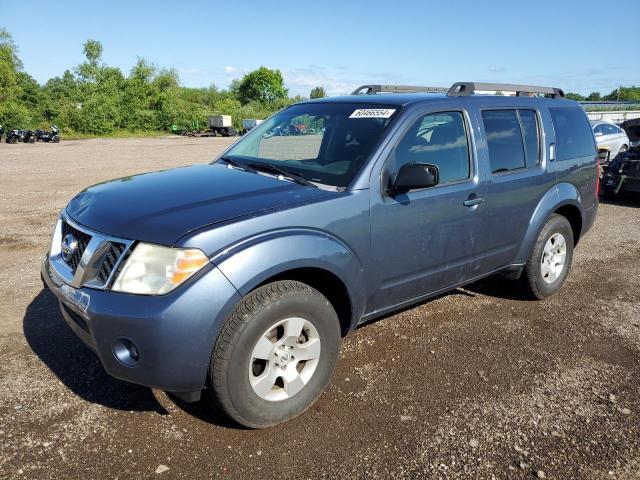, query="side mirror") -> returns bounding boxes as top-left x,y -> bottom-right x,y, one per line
387,163 -> 439,195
